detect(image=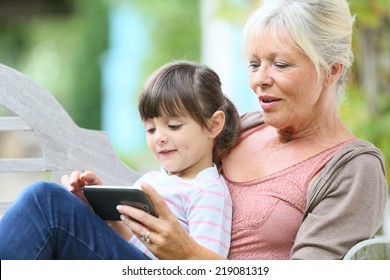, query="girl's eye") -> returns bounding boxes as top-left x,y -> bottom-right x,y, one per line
168,124 -> 183,130
146,128 -> 156,134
